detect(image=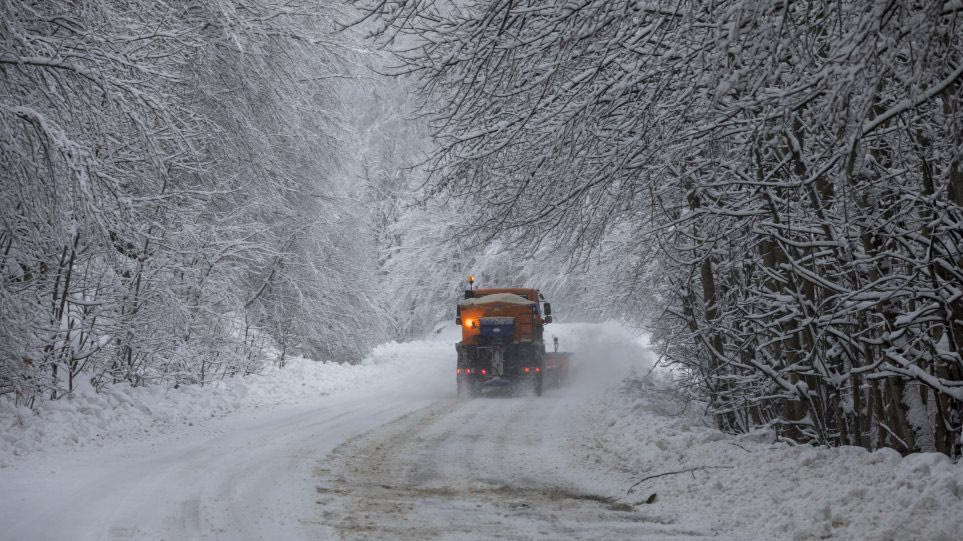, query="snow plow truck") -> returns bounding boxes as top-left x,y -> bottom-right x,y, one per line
455,277 -> 570,397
